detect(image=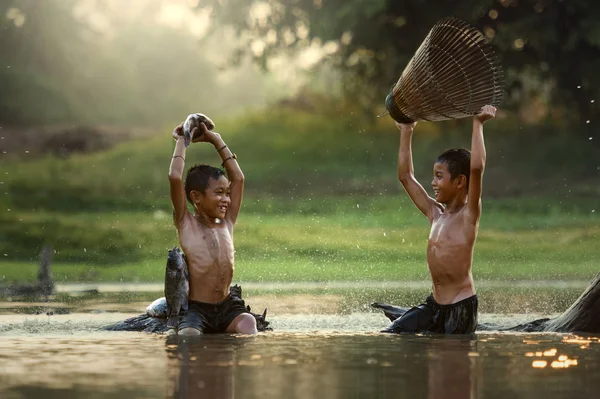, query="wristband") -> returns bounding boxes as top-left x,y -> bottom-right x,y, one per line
221,153 -> 237,167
